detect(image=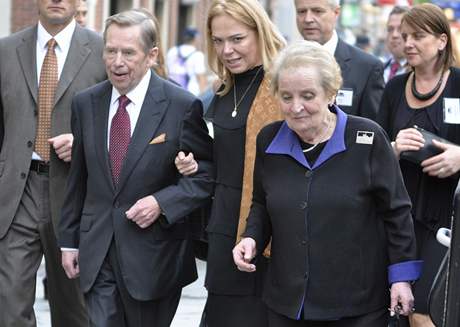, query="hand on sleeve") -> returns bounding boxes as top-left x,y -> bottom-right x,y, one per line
174,151 -> 198,176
